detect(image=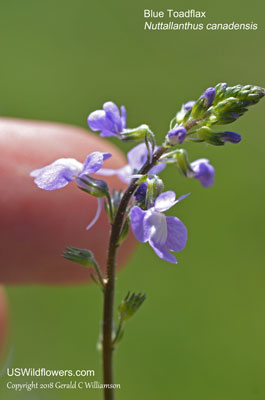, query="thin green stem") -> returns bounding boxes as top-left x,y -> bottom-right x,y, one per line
112,319 -> 124,347
102,144 -> 166,400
